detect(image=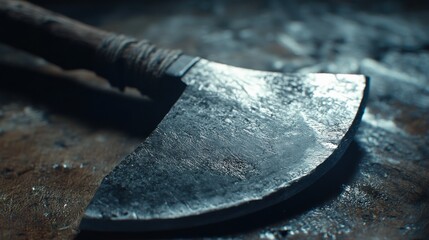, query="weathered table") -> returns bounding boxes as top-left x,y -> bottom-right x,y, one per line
1,0 -> 428,239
